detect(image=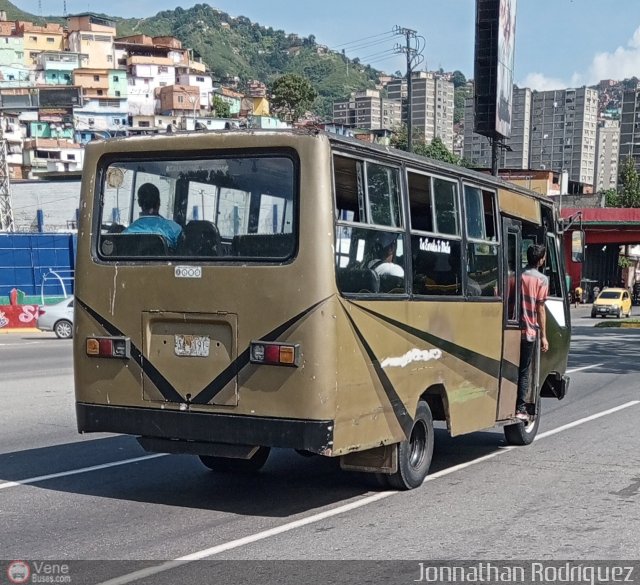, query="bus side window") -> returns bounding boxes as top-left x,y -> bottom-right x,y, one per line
544,235 -> 563,298
506,231 -> 519,322
464,185 -> 499,297
334,155 -> 364,223
408,171 -> 433,232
